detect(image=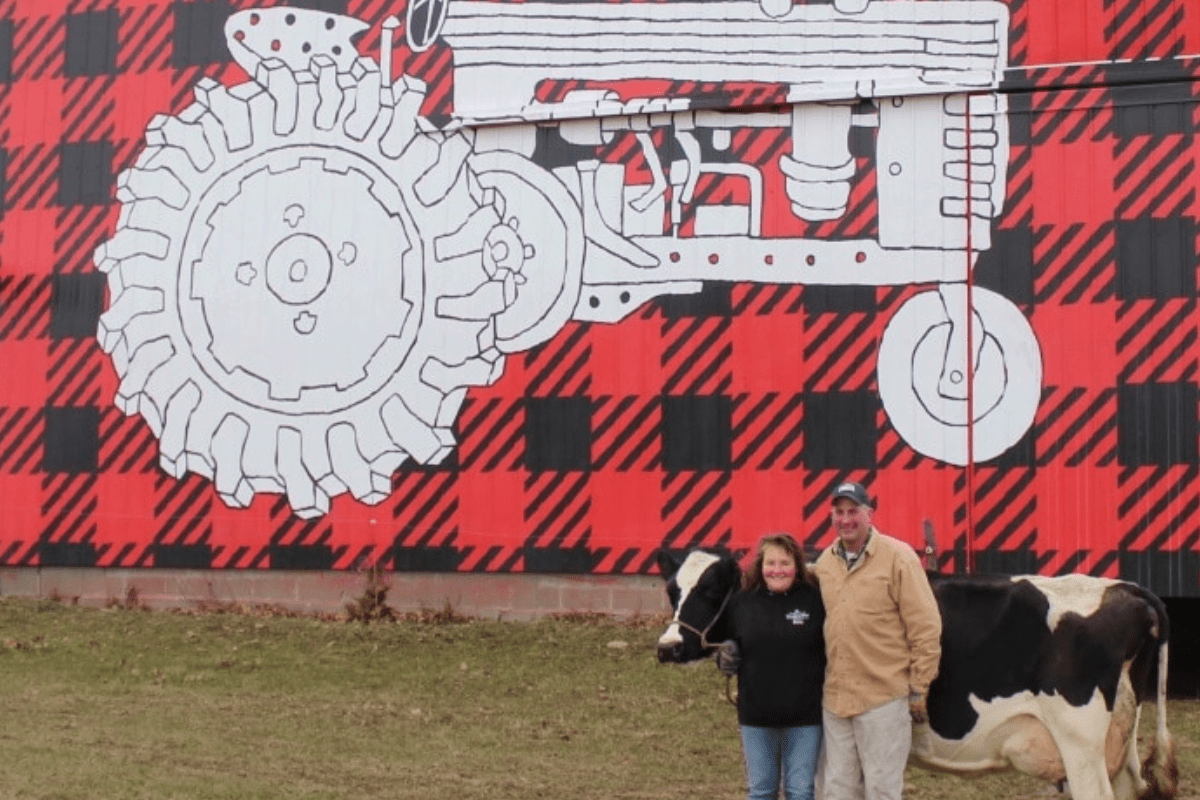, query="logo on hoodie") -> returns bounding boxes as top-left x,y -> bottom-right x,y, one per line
786,609 -> 810,626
